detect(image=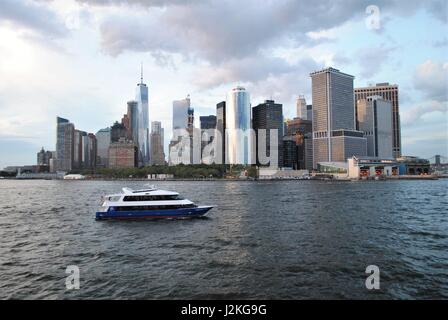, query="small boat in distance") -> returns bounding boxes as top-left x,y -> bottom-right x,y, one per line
96,186 -> 213,220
